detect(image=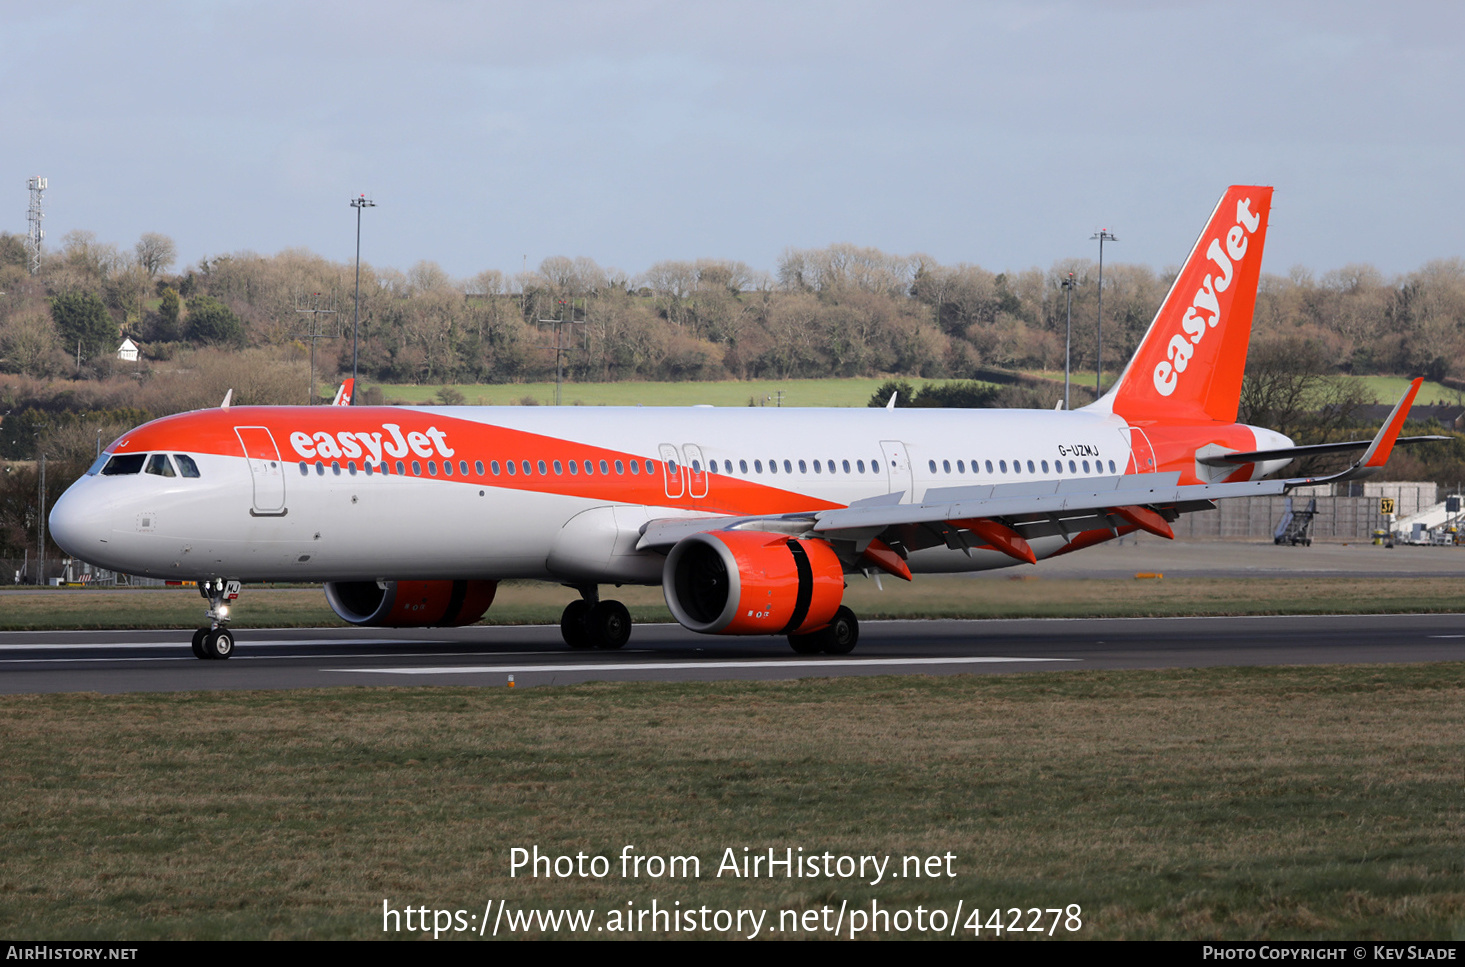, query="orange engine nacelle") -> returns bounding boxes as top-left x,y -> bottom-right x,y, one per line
324,580 -> 498,627
662,531 -> 844,635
